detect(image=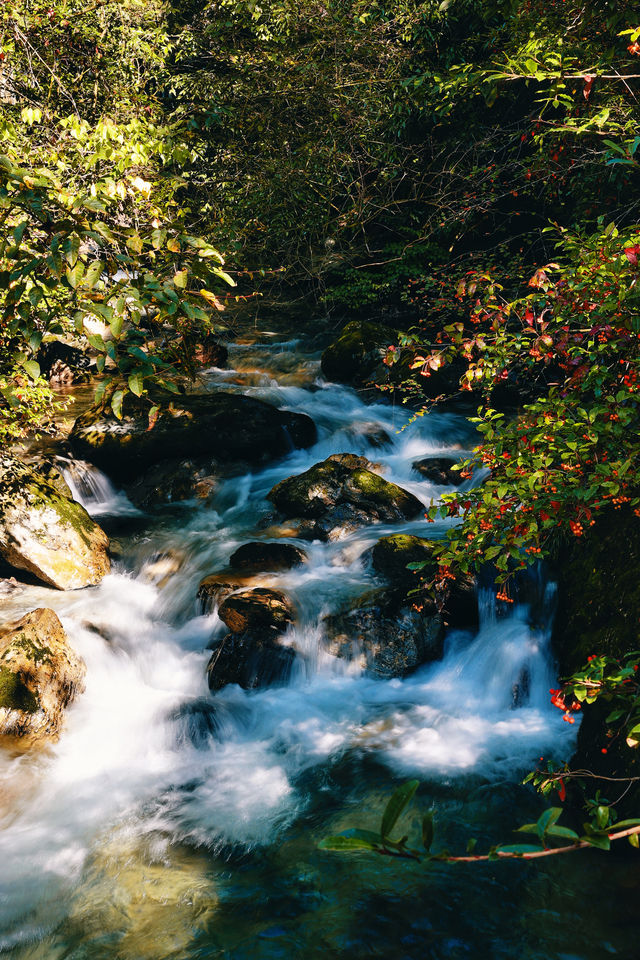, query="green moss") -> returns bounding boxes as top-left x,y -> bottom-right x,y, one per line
372,534 -> 436,582
12,633 -> 52,666
0,666 -> 39,713
349,469 -> 416,510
